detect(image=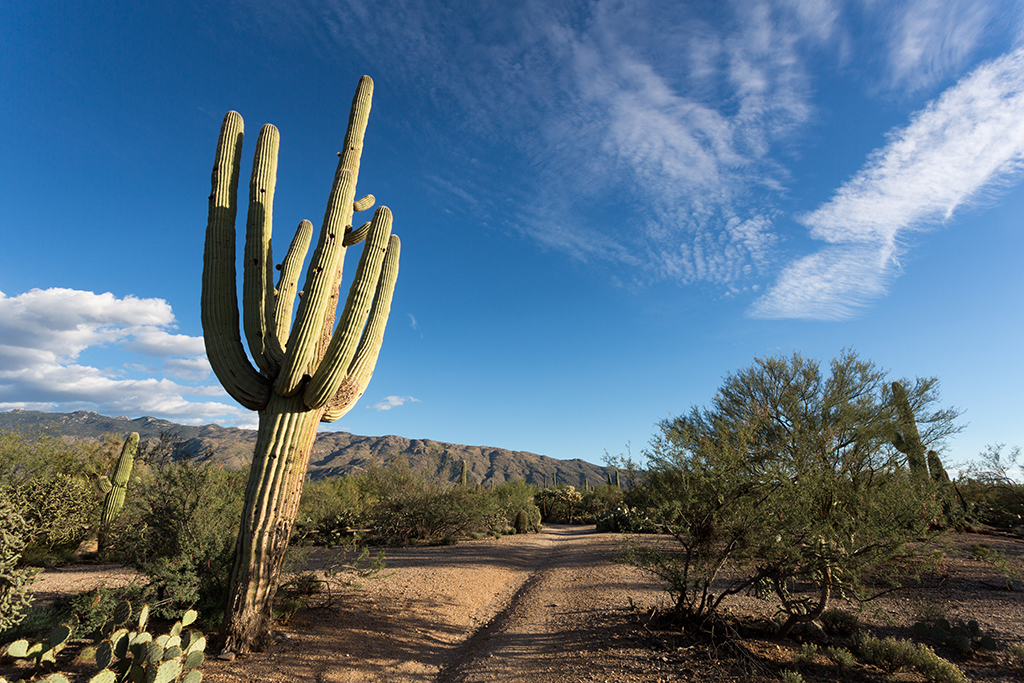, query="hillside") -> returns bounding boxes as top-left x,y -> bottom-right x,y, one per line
0,410 -> 615,487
